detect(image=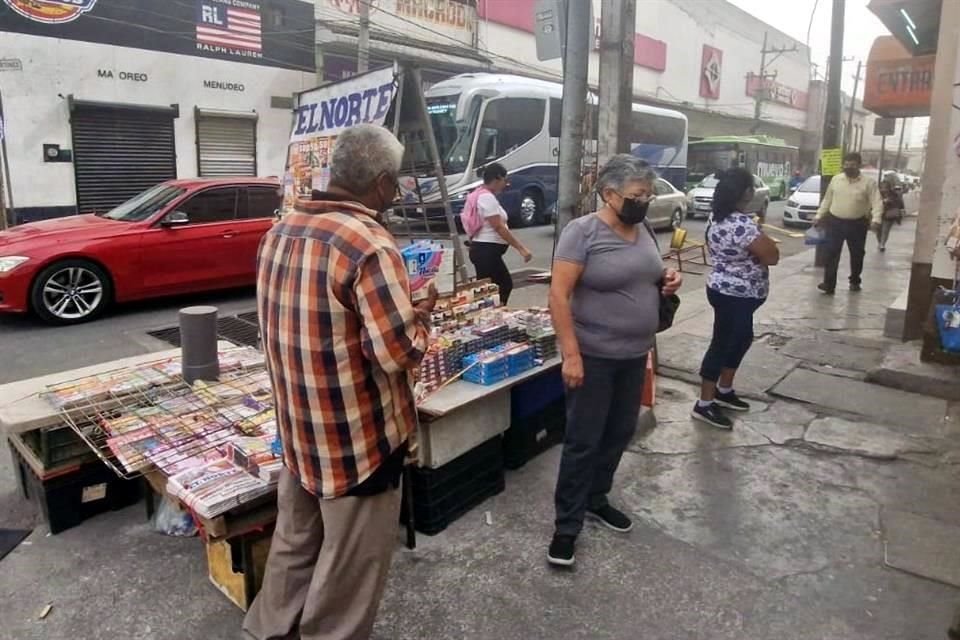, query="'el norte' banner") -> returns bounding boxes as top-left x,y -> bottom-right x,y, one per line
281,66 -> 398,213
